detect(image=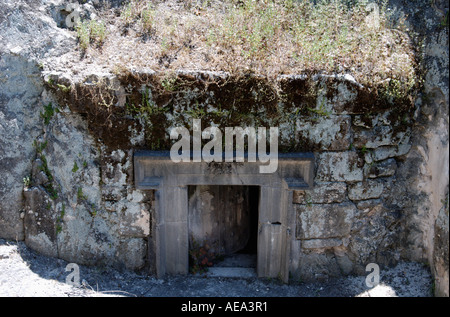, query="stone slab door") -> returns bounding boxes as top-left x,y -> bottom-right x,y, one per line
257,186 -> 290,283
155,184 -> 291,283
